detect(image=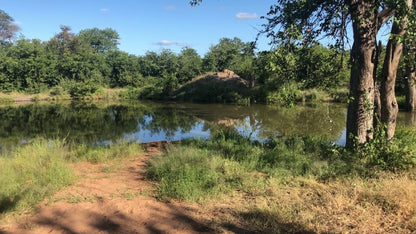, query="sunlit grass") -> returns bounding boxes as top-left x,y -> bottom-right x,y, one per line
0,139 -> 74,214
146,126 -> 416,232
0,138 -> 142,217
